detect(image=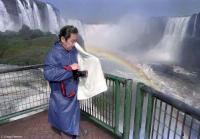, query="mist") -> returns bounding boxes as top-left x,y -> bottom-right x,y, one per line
81,15 -> 167,64
69,13 -> 196,67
